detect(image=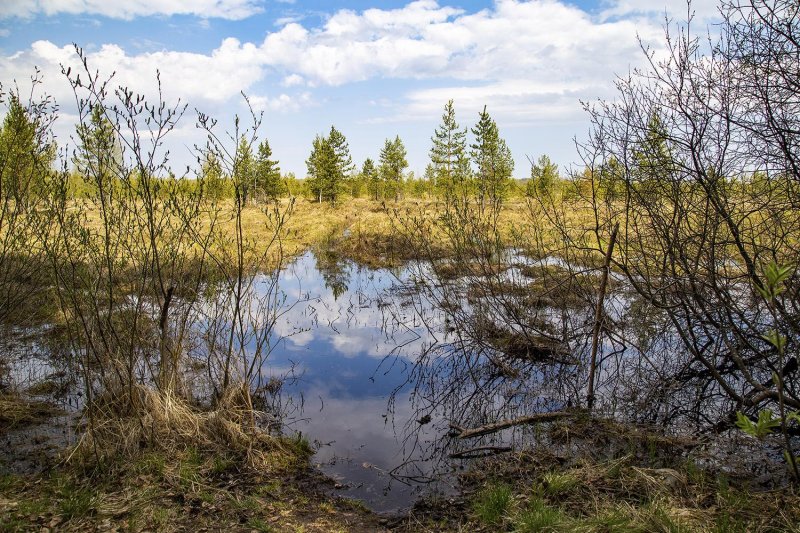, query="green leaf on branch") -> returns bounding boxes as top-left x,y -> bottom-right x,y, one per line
758,262 -> 794,300
763,330 -> 787,352
736,410 -> 781,439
